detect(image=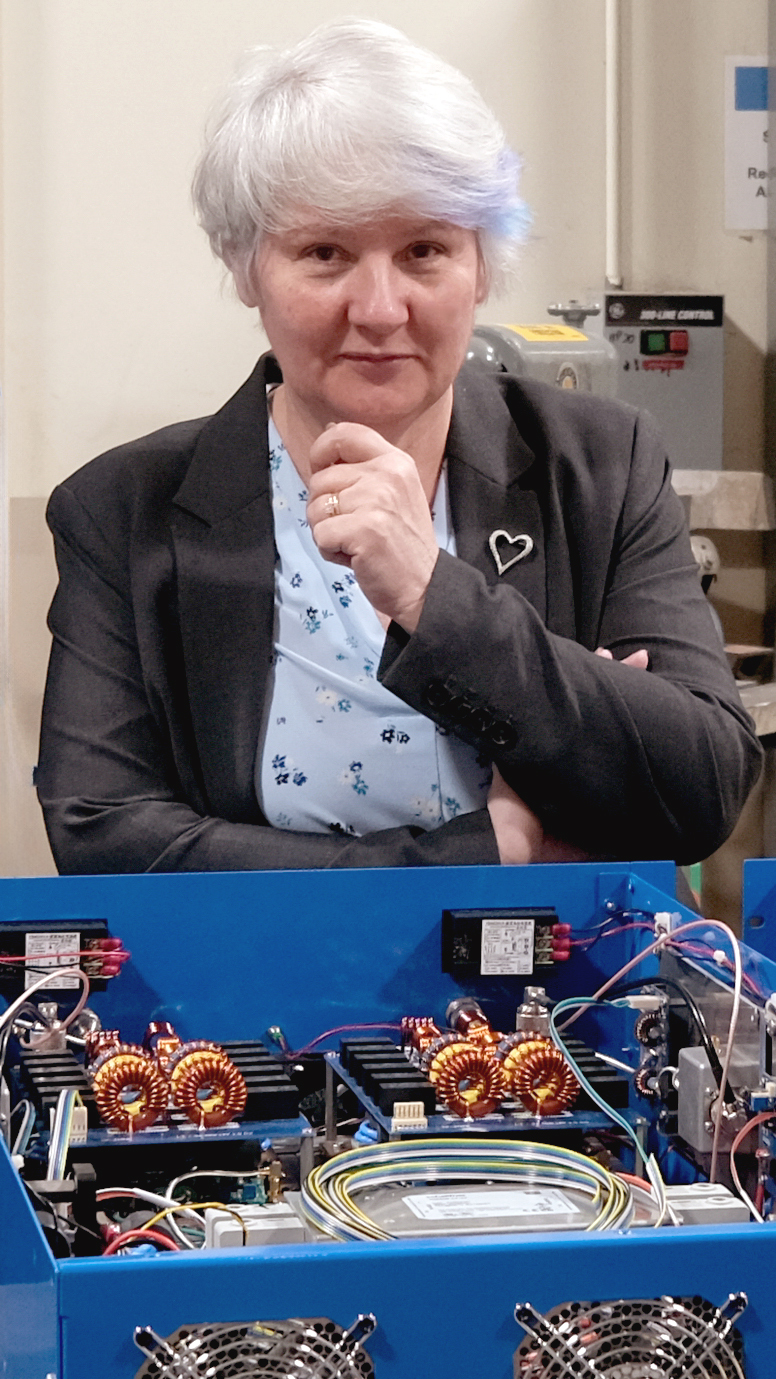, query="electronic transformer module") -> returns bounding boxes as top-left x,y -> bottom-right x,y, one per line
2,863 -> 776,1378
